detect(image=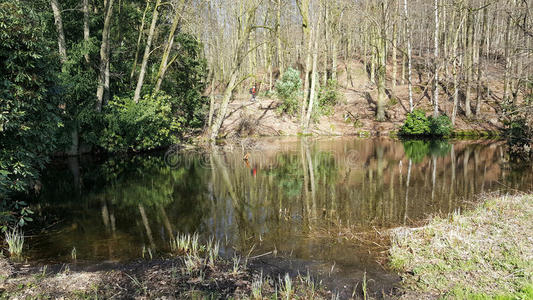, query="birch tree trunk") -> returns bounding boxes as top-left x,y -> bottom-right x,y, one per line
464,10 -> 473,117
503,13 -> 511,103
304,11 -> 321,133
133,0 -> 162,103
104,35 -> 111,103
392,22 -> 397,89
83,0 -> 90,64
154,0 -> 186,93
296,0 -> 311,126
376,1 -> 387,121
451,15 -> 464,125
475,4 -> 488,115
50,0 -> 67,64
96,0 -> 115,111
403,0 -> 414,112
130,0 -> 151,81
432,0 -> 439,117
276,0 -> 283,74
